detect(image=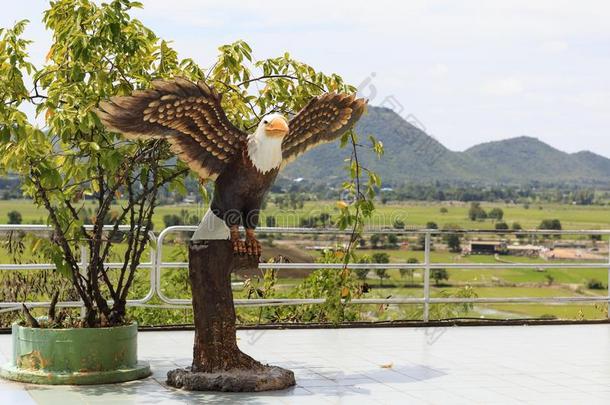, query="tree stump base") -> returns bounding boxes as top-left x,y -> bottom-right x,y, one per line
165,240 -> 295,392
166,365 -> 295,392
